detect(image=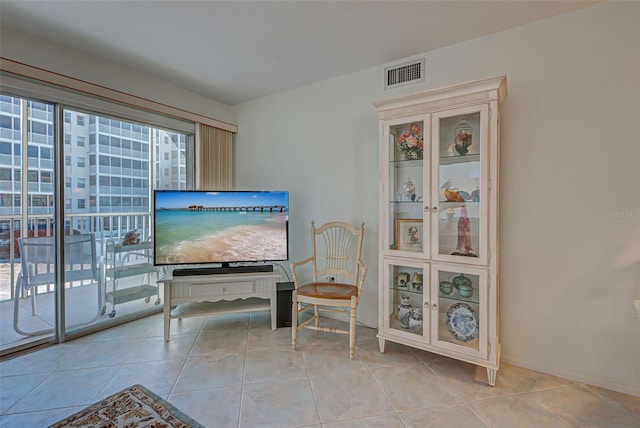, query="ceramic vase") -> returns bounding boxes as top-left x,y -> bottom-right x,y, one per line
397,295 -> 412,329
409,309 -> 423,334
